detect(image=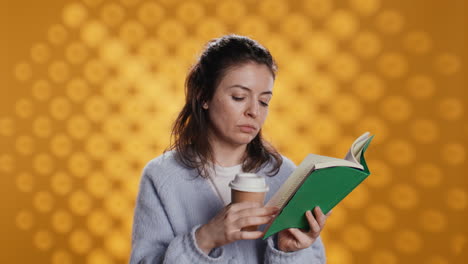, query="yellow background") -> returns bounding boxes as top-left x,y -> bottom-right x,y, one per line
1,0 -> 466,263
